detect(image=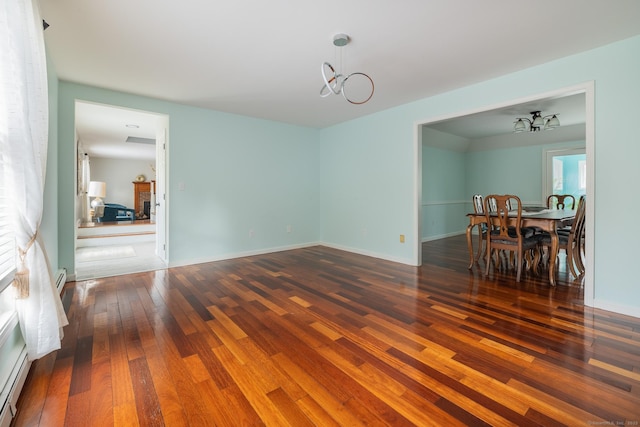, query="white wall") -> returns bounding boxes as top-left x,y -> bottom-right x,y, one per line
89,157 -> 154,208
